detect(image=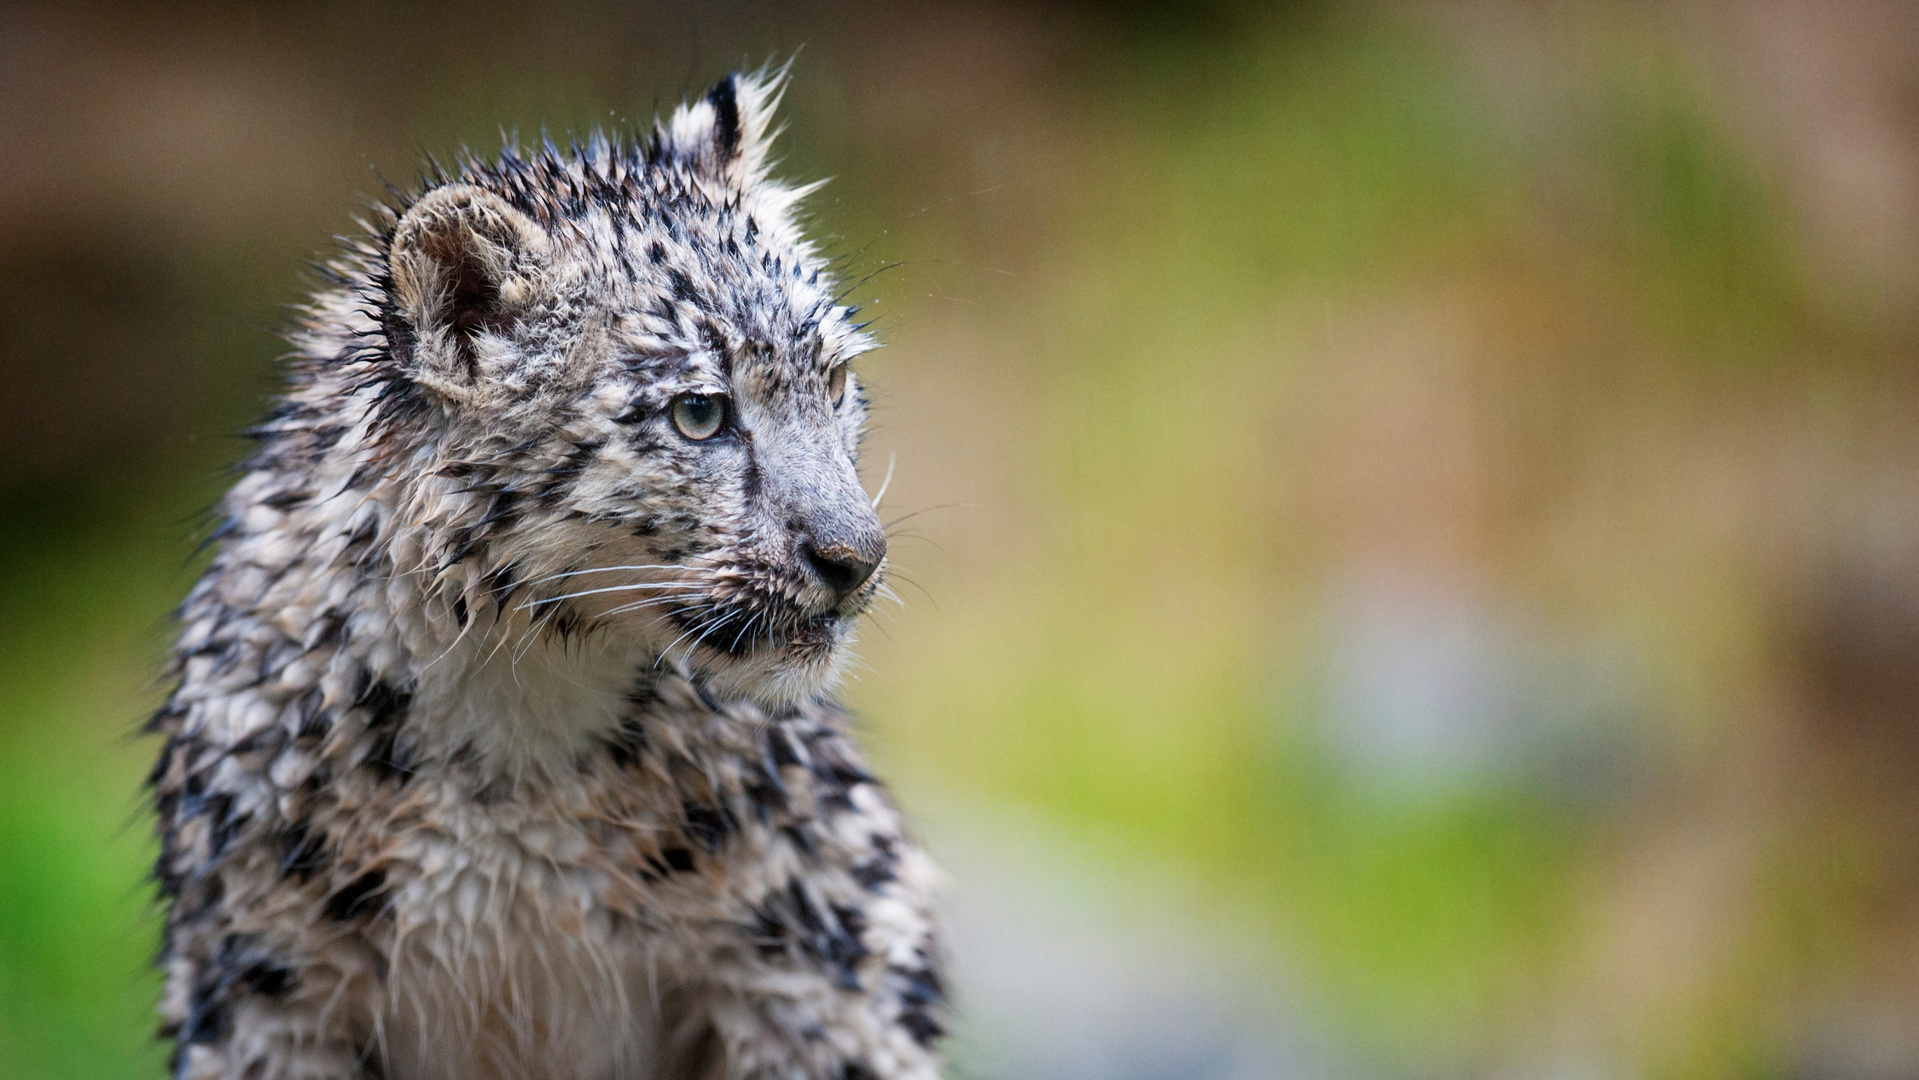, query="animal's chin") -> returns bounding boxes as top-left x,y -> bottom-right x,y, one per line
651,605 -> 850,705
779,614 -> 847,653
694,621 -> 850,705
